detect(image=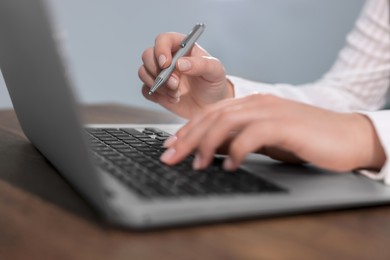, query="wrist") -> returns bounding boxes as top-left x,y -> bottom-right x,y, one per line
353,113 -> 386,171
225,78 -> 235,99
